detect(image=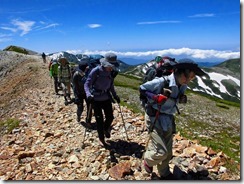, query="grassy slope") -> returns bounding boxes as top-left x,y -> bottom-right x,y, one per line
114,73 -> 240,174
